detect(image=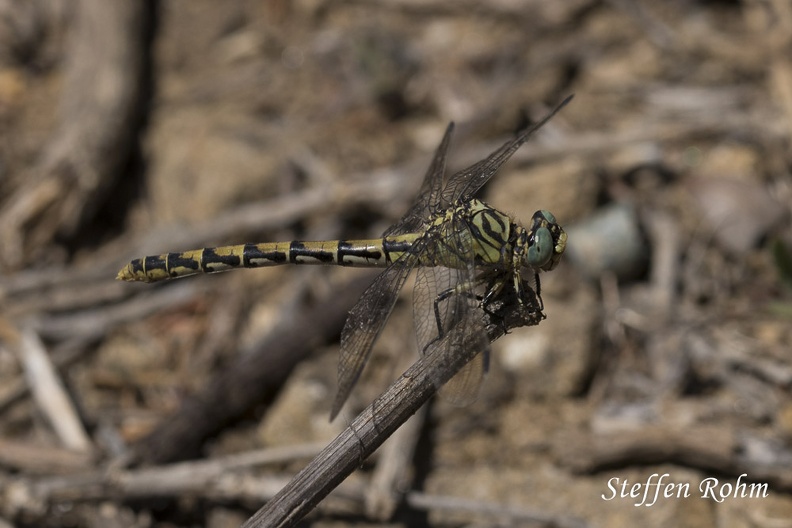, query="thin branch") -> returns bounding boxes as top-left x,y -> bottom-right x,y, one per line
364,405 -> 427,520
553,426 -> 792,496
0,283 -> 200,415
0,443 -> 331,517
13,327 -> 92,451
242,278 -> 544,528
0,438 -> 95,474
